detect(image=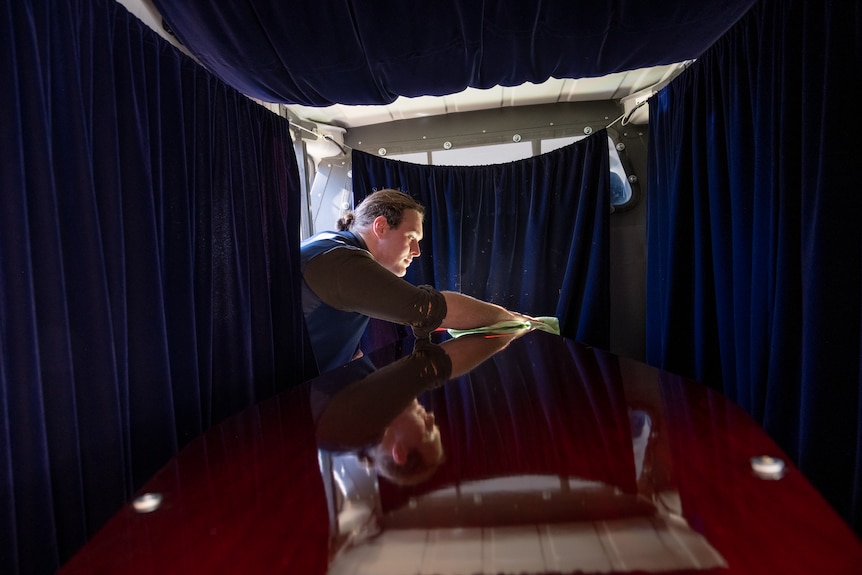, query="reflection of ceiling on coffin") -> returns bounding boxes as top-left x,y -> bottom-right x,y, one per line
327,475 -> 727,574
384,476 -> 654,529
330,518 -> 728,575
